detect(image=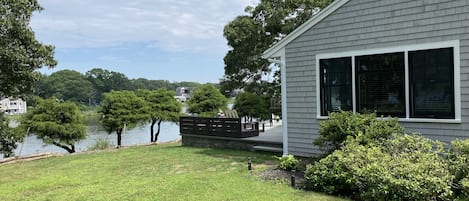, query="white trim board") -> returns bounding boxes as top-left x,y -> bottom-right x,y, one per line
262,0 -> 350,59
315,40 -> 461,123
